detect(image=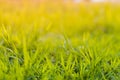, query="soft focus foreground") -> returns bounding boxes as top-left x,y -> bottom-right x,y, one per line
0,1 -> 120,80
